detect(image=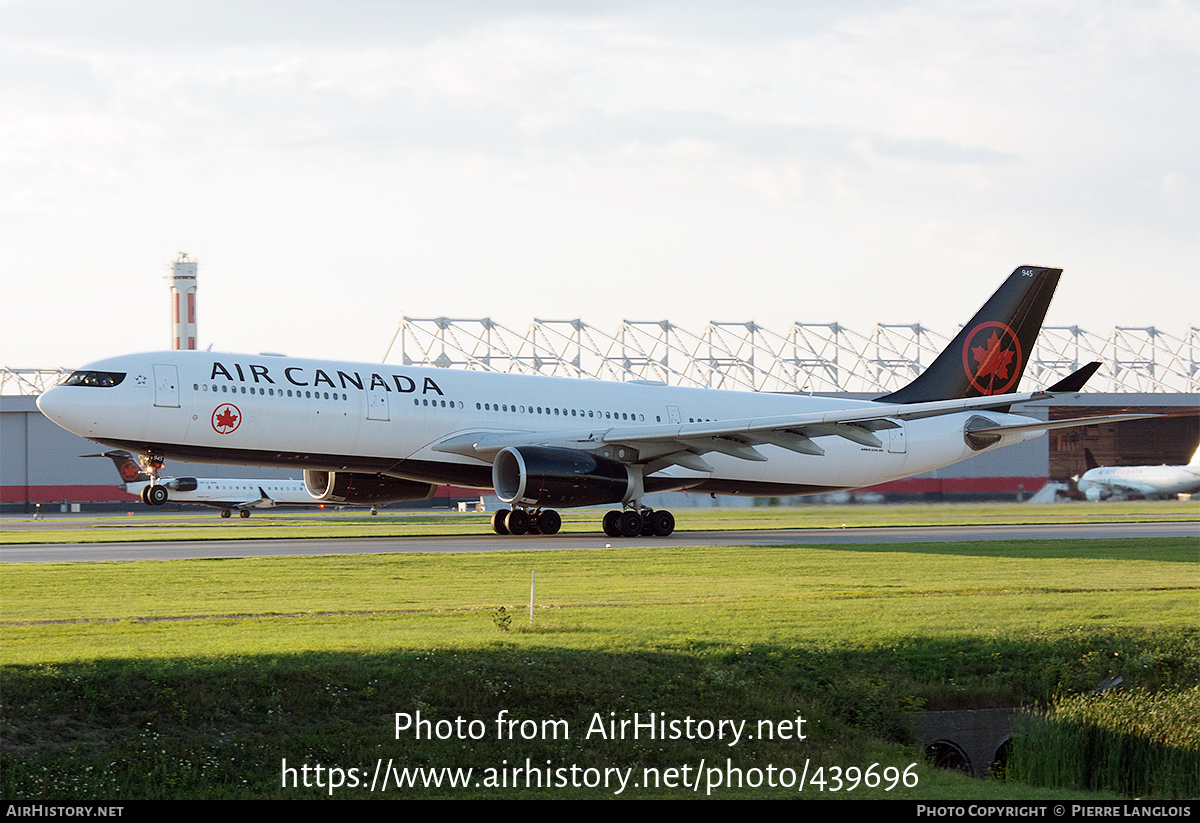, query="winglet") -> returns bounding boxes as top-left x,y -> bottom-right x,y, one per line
1046,362 -> 1101,393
